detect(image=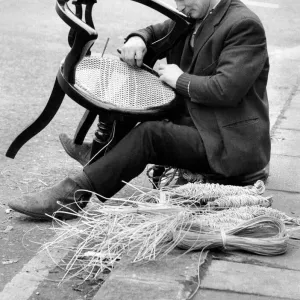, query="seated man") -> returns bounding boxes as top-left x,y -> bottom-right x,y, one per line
8,0 -> 271,220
